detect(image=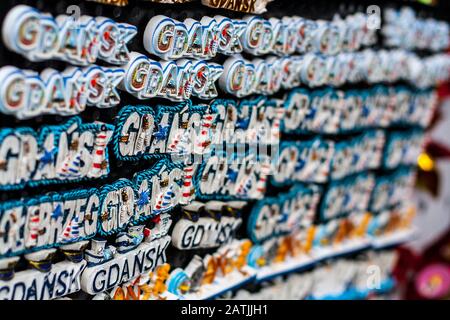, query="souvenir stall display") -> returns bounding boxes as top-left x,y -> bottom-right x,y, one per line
0,0 -> 449,300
